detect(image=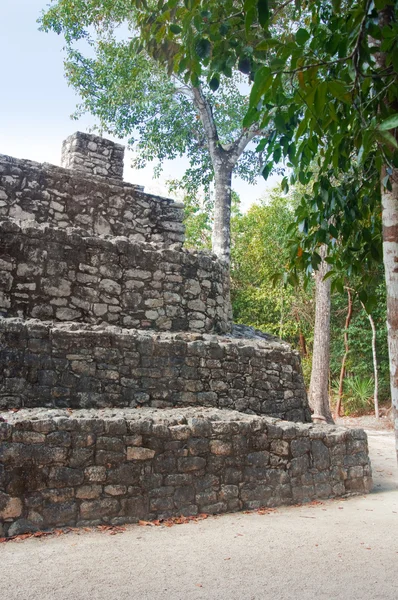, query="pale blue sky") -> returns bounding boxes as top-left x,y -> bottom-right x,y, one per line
0,0 -> 277,207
